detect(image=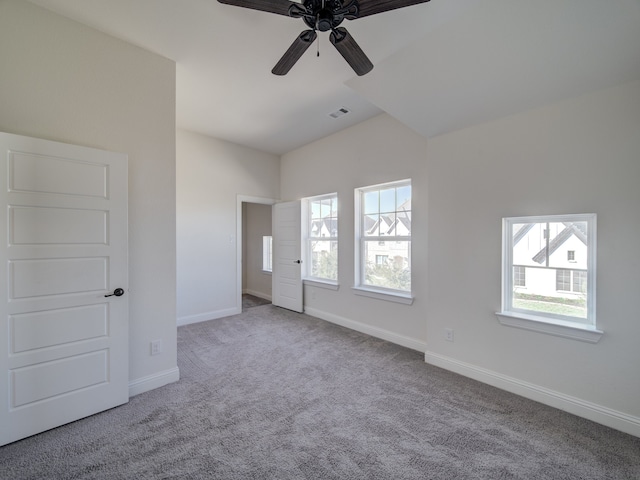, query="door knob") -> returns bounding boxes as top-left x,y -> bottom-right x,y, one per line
294,260 -> 302,264
105,288 -> 125,297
